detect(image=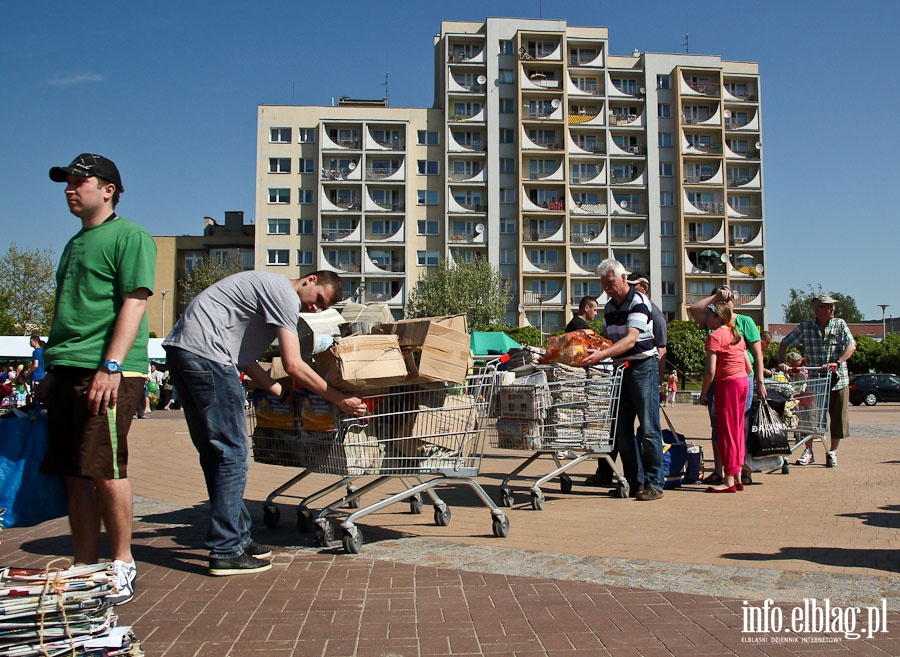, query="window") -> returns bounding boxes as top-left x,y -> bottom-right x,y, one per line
500,219 -> 516,234
499,128 -> 514,144
498,69 -> 515,84
300,159 -> 315,173
268,188 -> 289,204
656,75 -> 670,90
499,99 -> 515,113
661,250 -> 675,266
661,221 -> 675,236
298,128 -> 316,143
297,219 -> 313,234
573,281 -> 601,299
612,78 -> 637,95
499,158 -> 516,174
417,251 -> 440,266
270,127 -> 291,143
371,219 -> 401,236
267,249 -> 289,266
298,188 -> 314,204
500,249 -> 516,265
658,104 -> 672,118
267,218 -> 290,235
417,190 -> 439,205
661,281 -> 676,296
417,160 -> 439,175
417,130 -> 439,145
500,188 -> 516,203
660,191 -> 675,206
184,251 -> 203,274
417,220 -> 439,235
499,40 -> 514,55
297,250 -> 314,266
452,101 -> 482,118
659,162 -> 673,177
269,158 -> 291,174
